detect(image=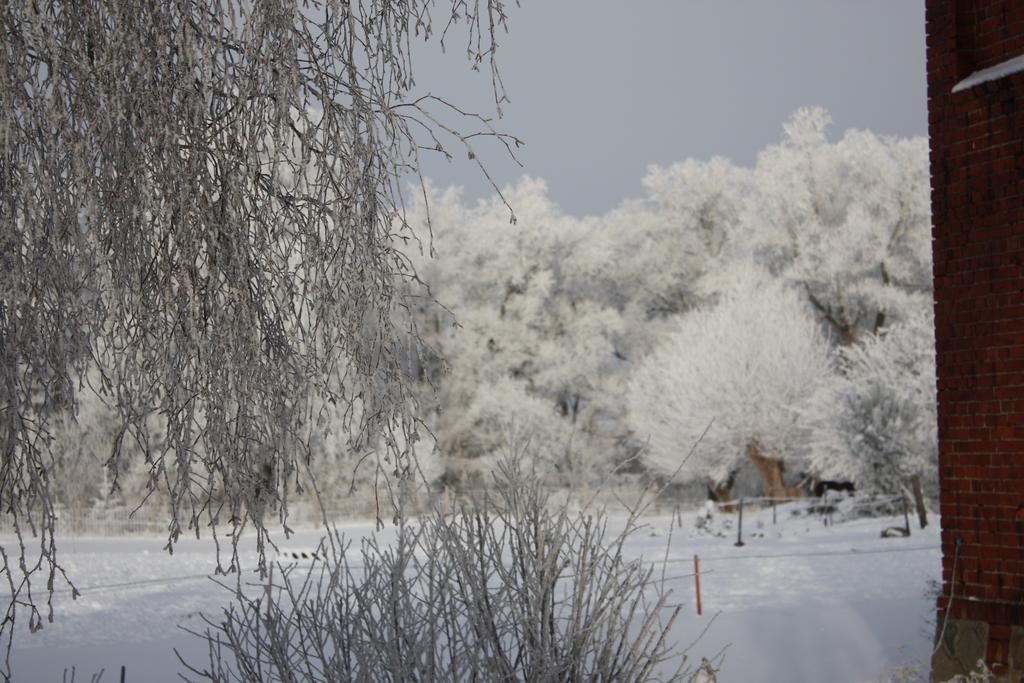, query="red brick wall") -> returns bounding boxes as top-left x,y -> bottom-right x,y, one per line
927,0 -> 1024,678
